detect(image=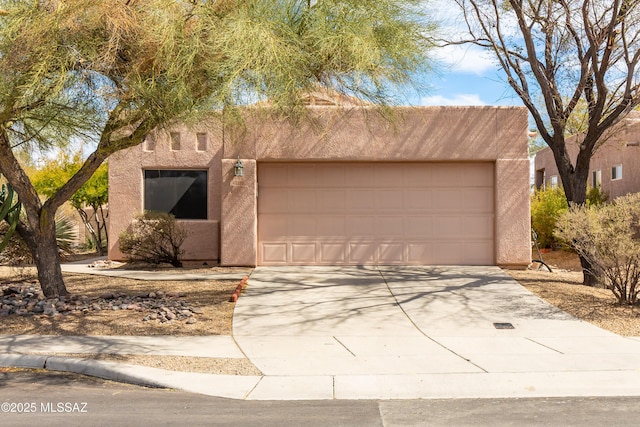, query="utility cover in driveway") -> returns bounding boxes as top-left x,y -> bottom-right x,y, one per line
257,162 -> 495,265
